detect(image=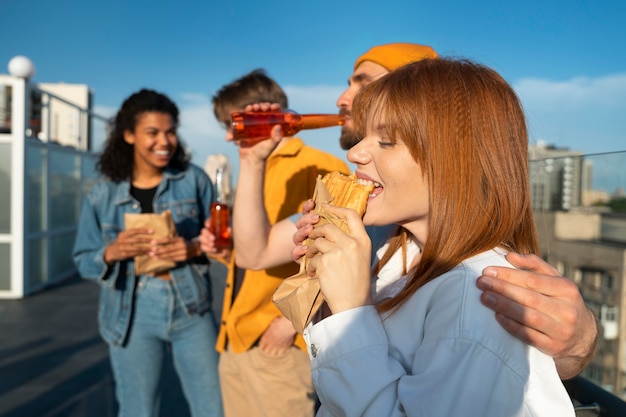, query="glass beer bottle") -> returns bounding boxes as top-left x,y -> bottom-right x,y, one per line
209,167 -> 231,251
230,111 -> 345,142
